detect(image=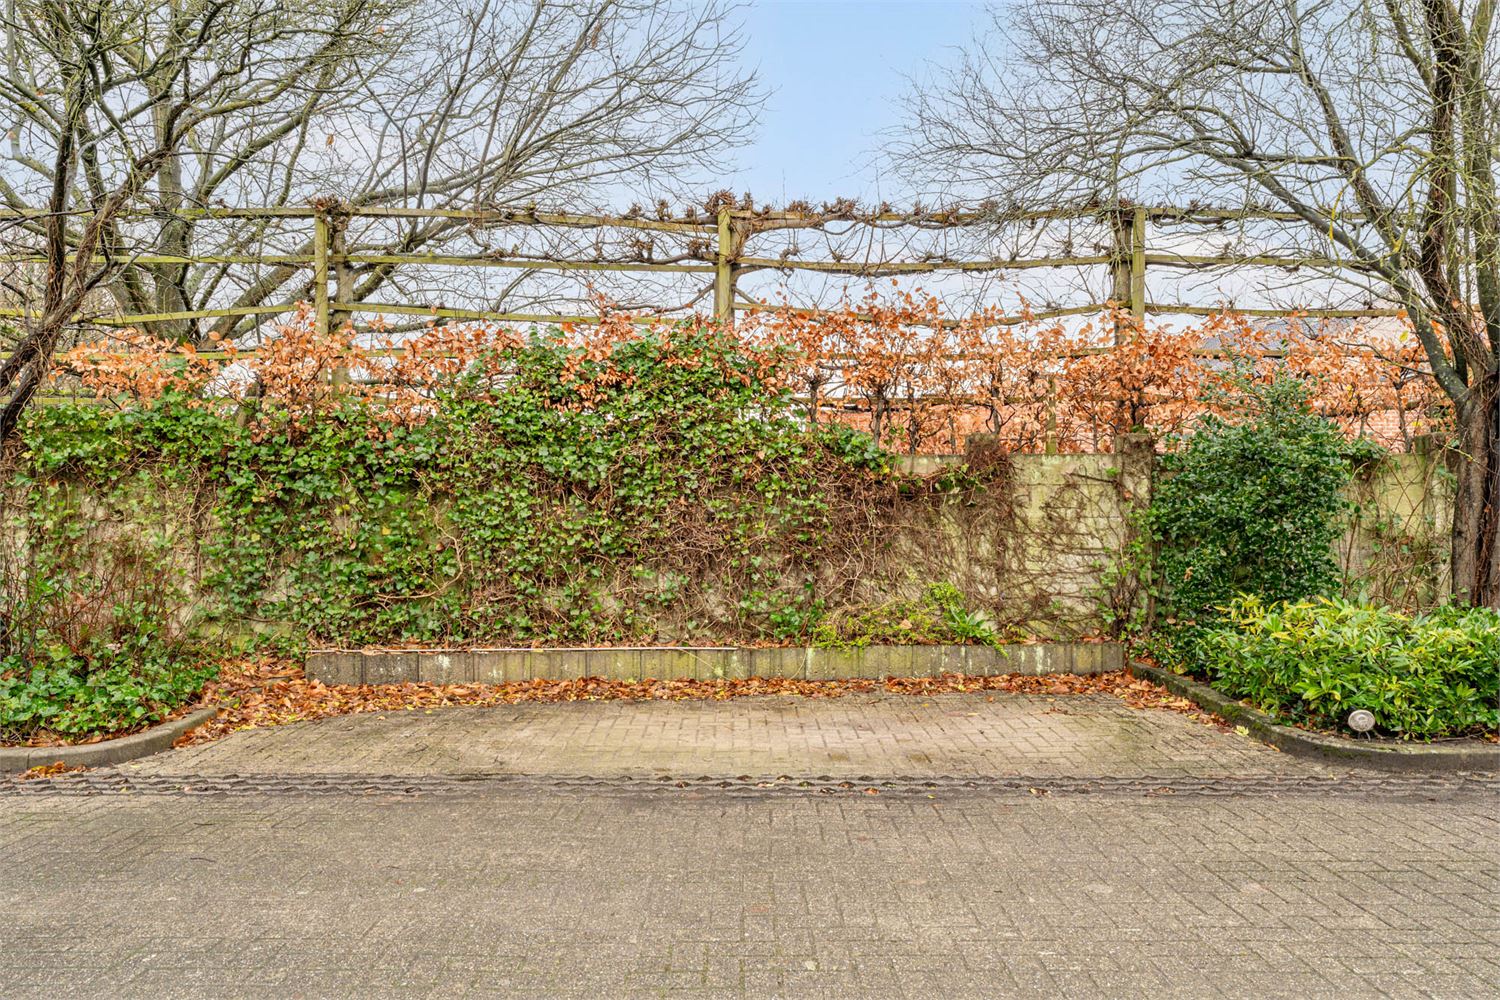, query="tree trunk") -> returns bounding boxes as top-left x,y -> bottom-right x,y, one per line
1450,377 -> 1500,608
